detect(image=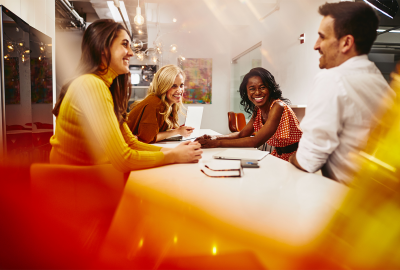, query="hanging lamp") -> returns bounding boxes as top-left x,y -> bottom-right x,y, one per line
134,0 -> 145,26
